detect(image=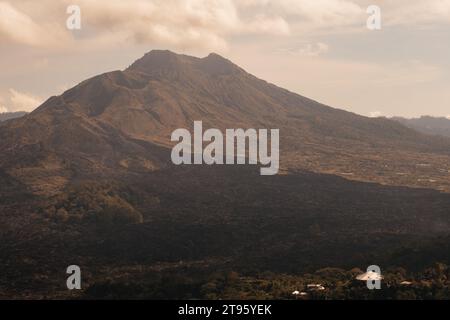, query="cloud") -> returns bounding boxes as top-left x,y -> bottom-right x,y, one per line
1,89 -> 43,112
274,0 -> 364,27
243,14 -> 290,35
238,0 -> 365,33
240,0 -> 450,33
0,1 -> 68,47
284,42 -> 330,57
0,0 -> 290,51
78,0 -> 290,50
379,0 -> 450,27
0,1 -> 43,46
2,0 -> 450,52
369,111 -> 383,118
